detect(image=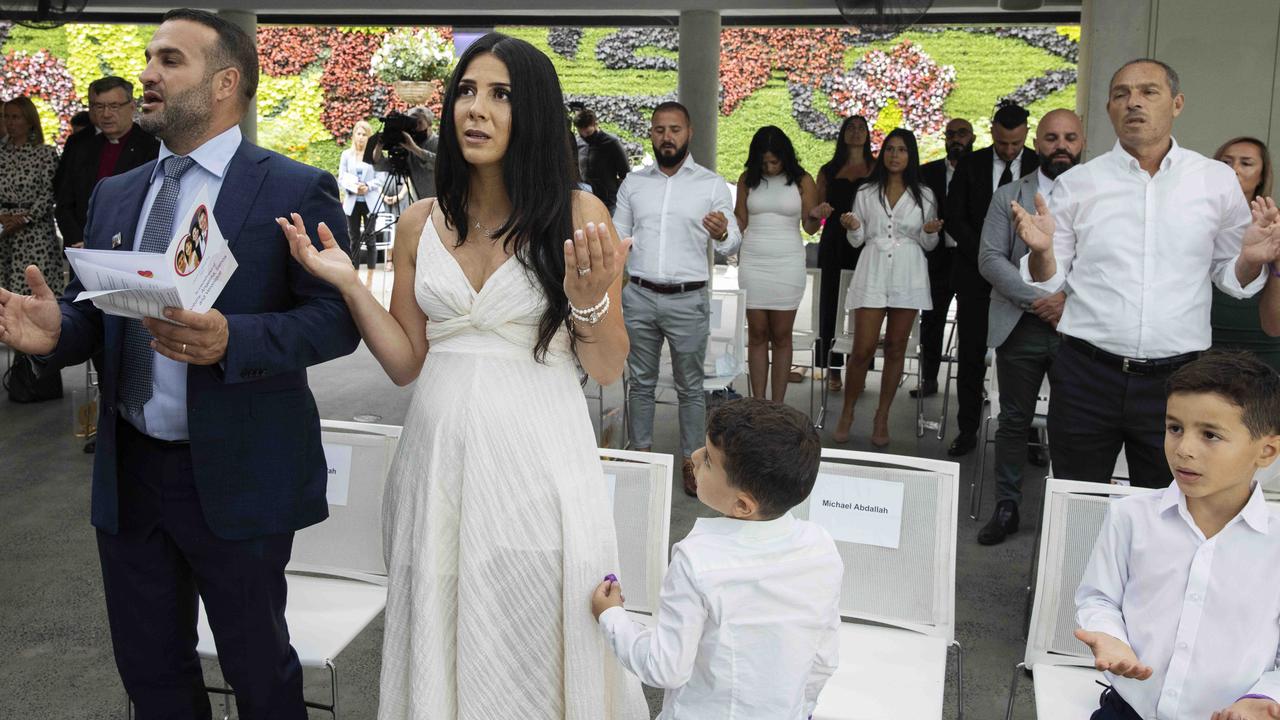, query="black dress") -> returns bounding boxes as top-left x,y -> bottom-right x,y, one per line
817,175 -> 862,368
